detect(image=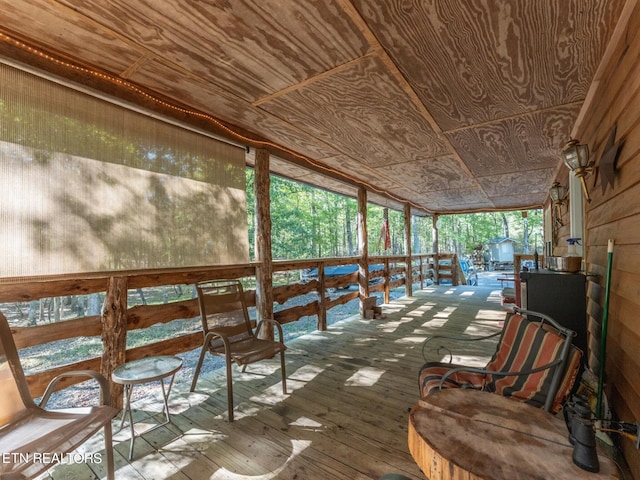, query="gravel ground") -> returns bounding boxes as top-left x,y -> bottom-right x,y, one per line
41,287 -> 407,409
